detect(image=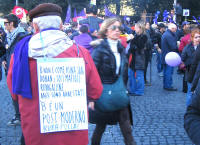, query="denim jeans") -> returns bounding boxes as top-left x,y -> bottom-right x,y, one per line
163,64 -> 174,89
128,68 -> 144,95
156,50 -> 163,73
186,82 -> 193,107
